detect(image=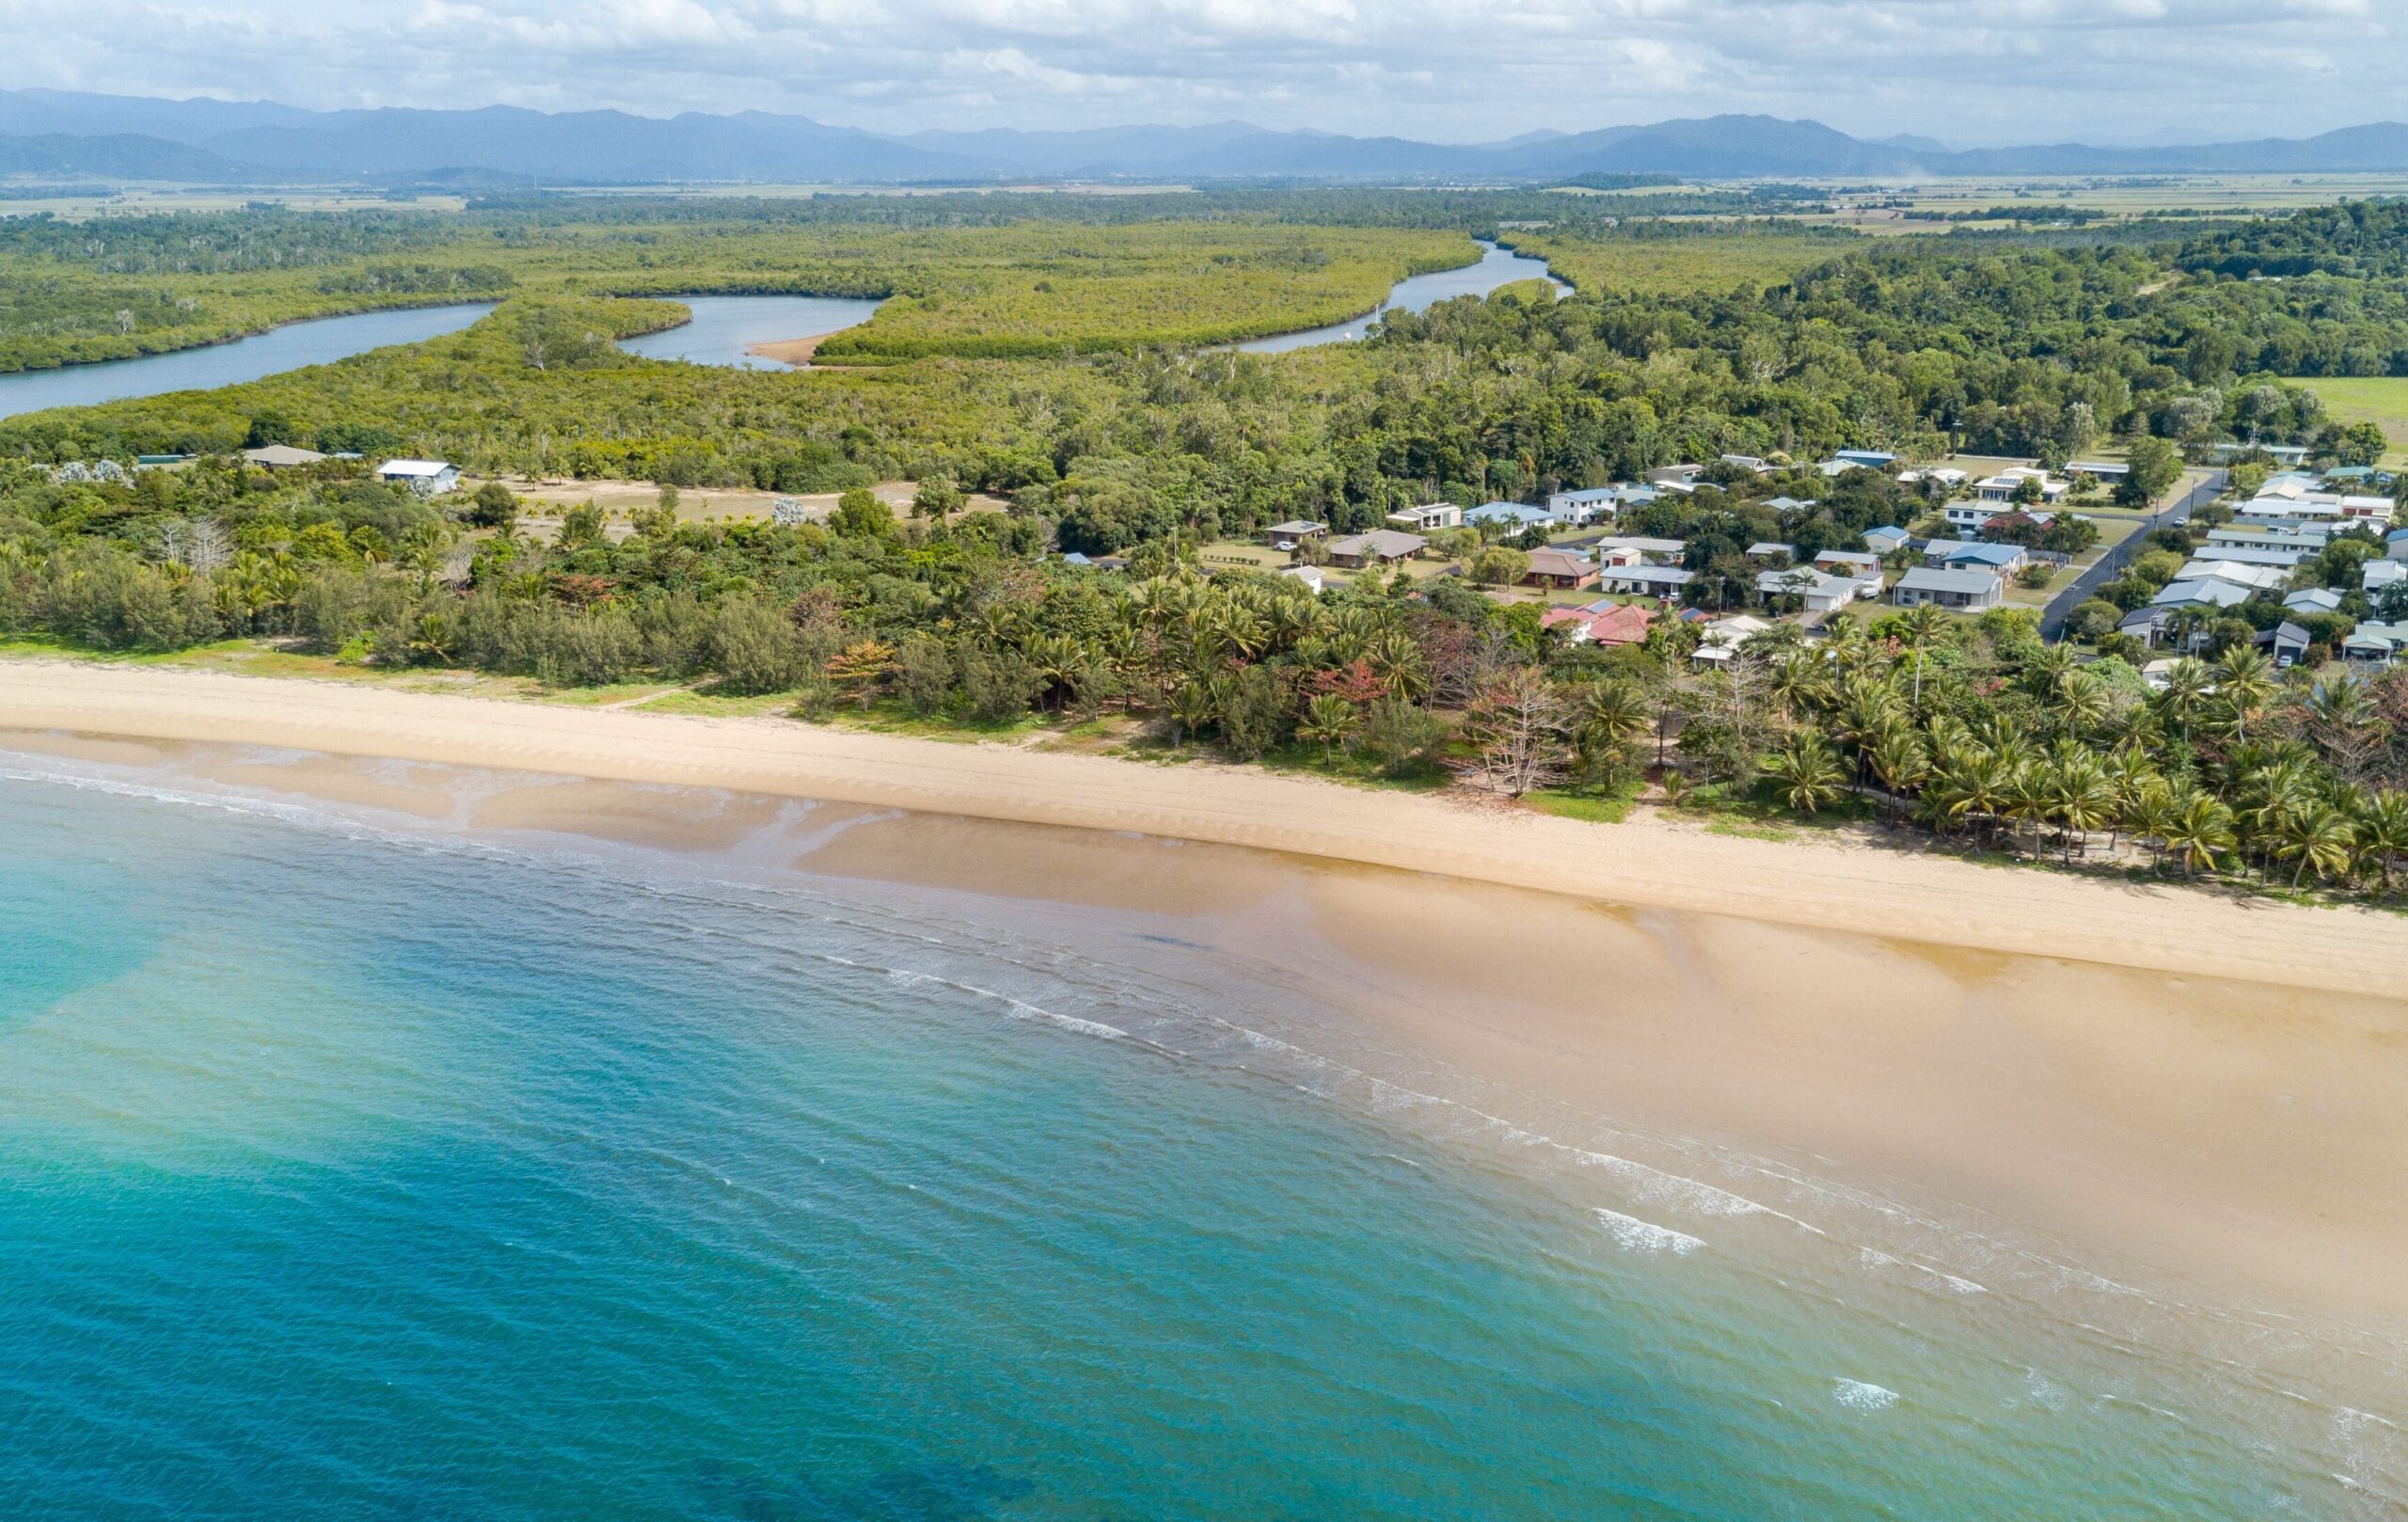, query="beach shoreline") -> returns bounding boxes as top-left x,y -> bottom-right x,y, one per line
2,658 -> 2403,994
7,680 -> 2408,1355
